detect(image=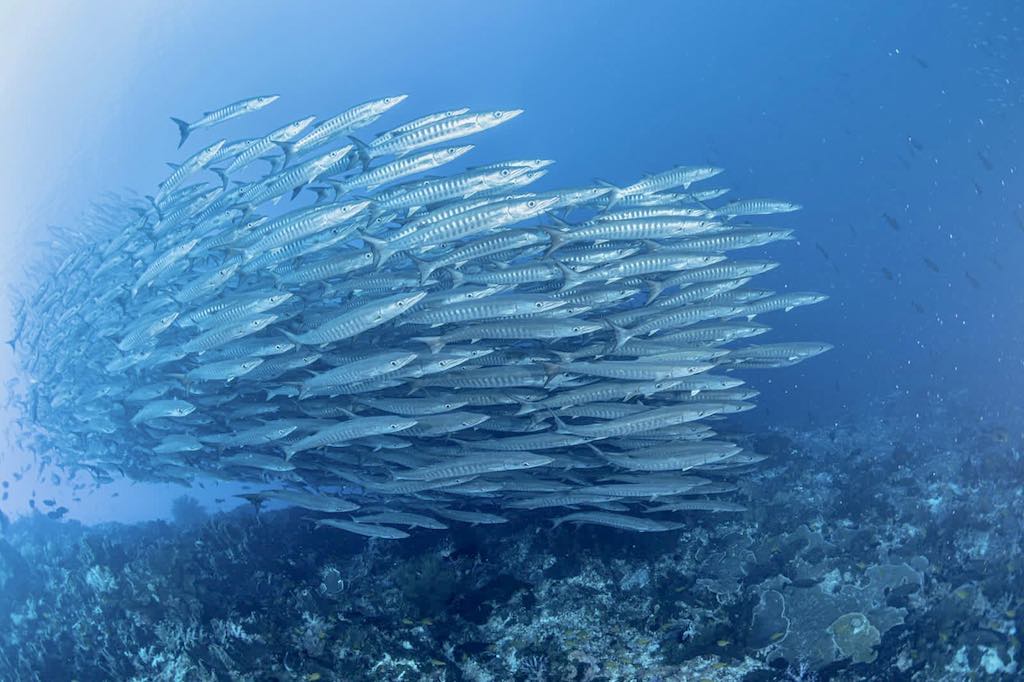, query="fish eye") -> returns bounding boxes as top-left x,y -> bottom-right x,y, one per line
527,201 -> 536,208
494,112 -> 503,118
501,169 -> 510,176
535,302 -> 543,308
384,98 -> 392,103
